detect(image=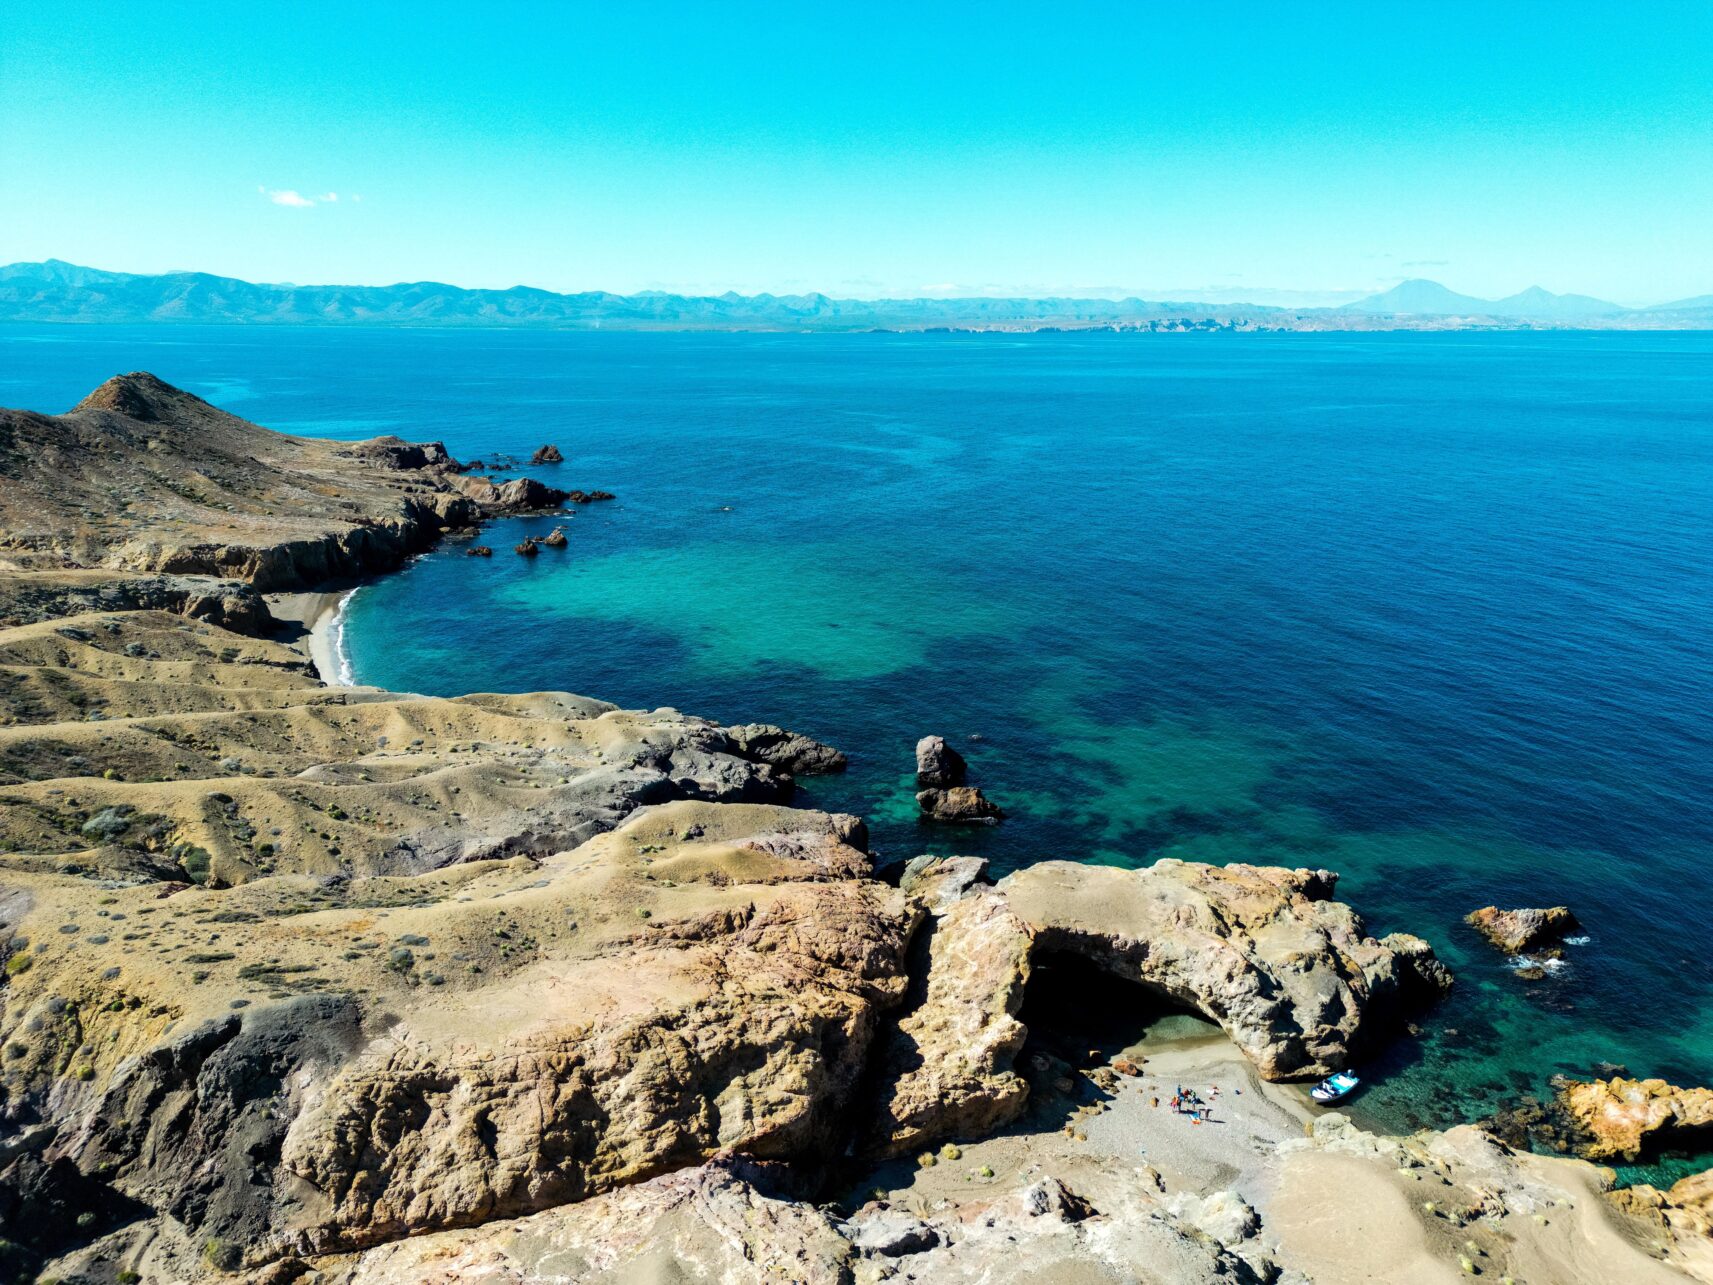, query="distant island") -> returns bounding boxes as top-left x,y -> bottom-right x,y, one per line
5,259 -> 1712,331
